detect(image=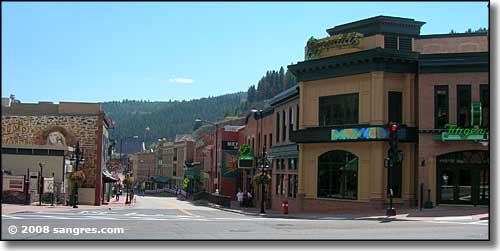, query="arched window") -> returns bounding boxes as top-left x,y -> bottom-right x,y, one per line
317,150 -> 358,200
